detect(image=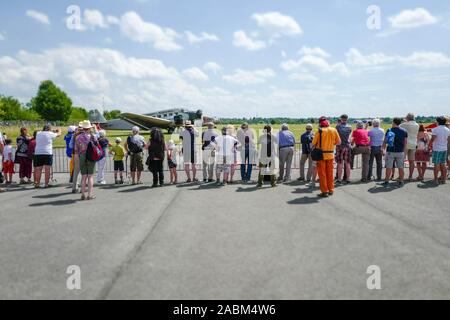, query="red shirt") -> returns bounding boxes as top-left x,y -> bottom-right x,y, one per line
352,129 -> 370,146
